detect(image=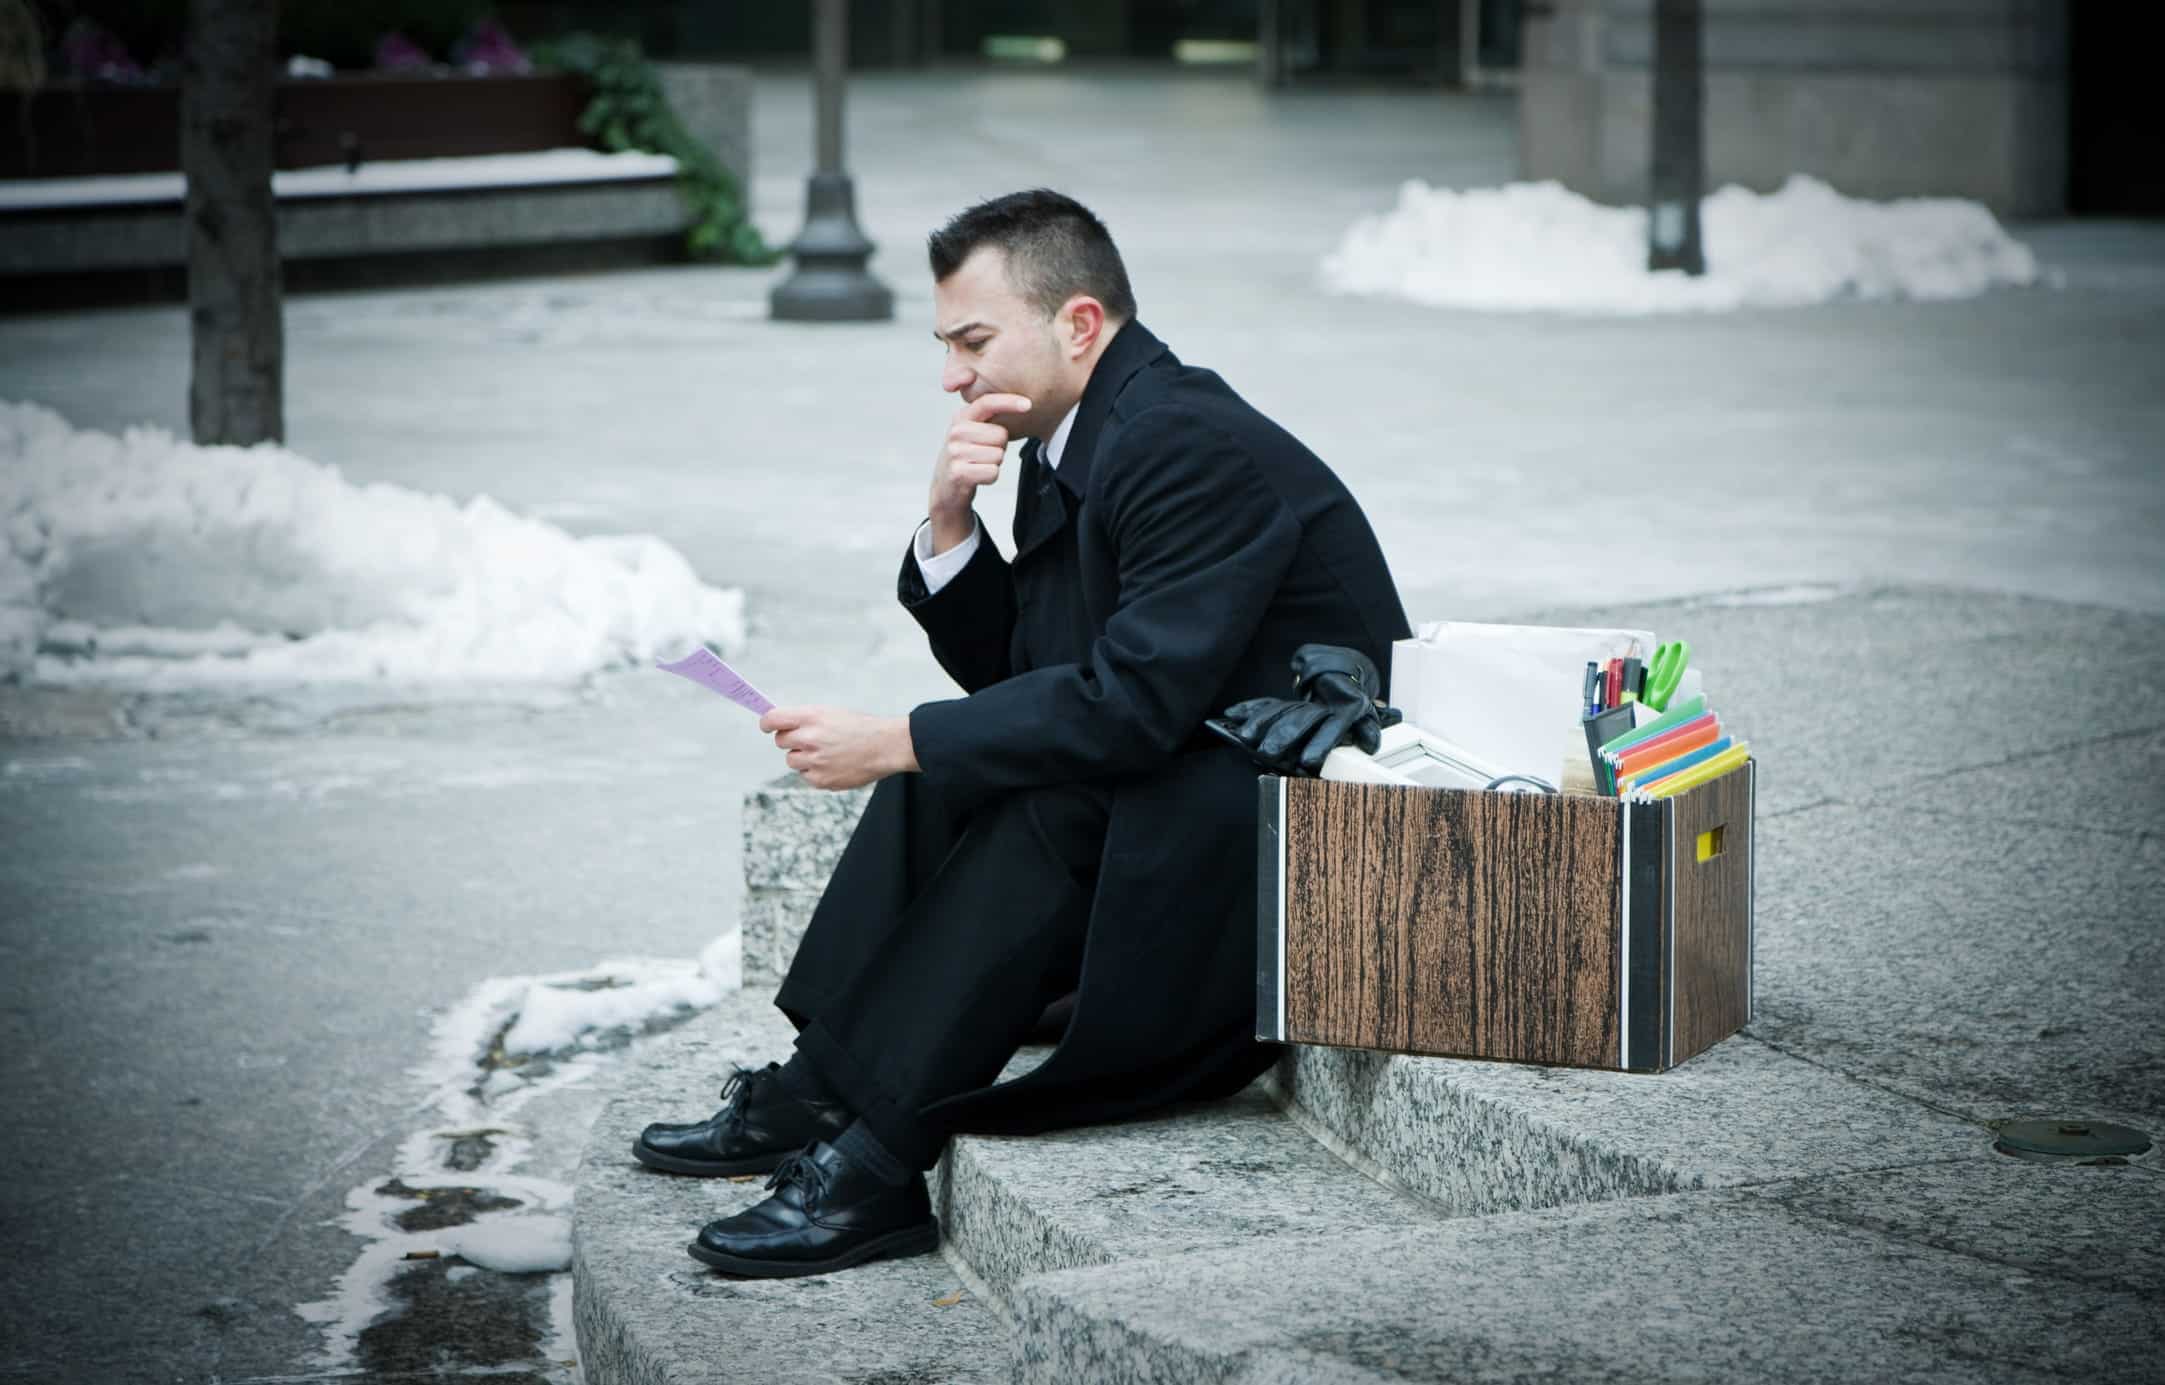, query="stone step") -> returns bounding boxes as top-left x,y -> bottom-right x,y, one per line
1269,1020 -> 1987,1216
933,1064 -> 1447,1304
572,991 -> 1011,1384
573,986 -> 1454,1382
1012,1156 -> 2165,1384
575,985 -> 2165,1385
